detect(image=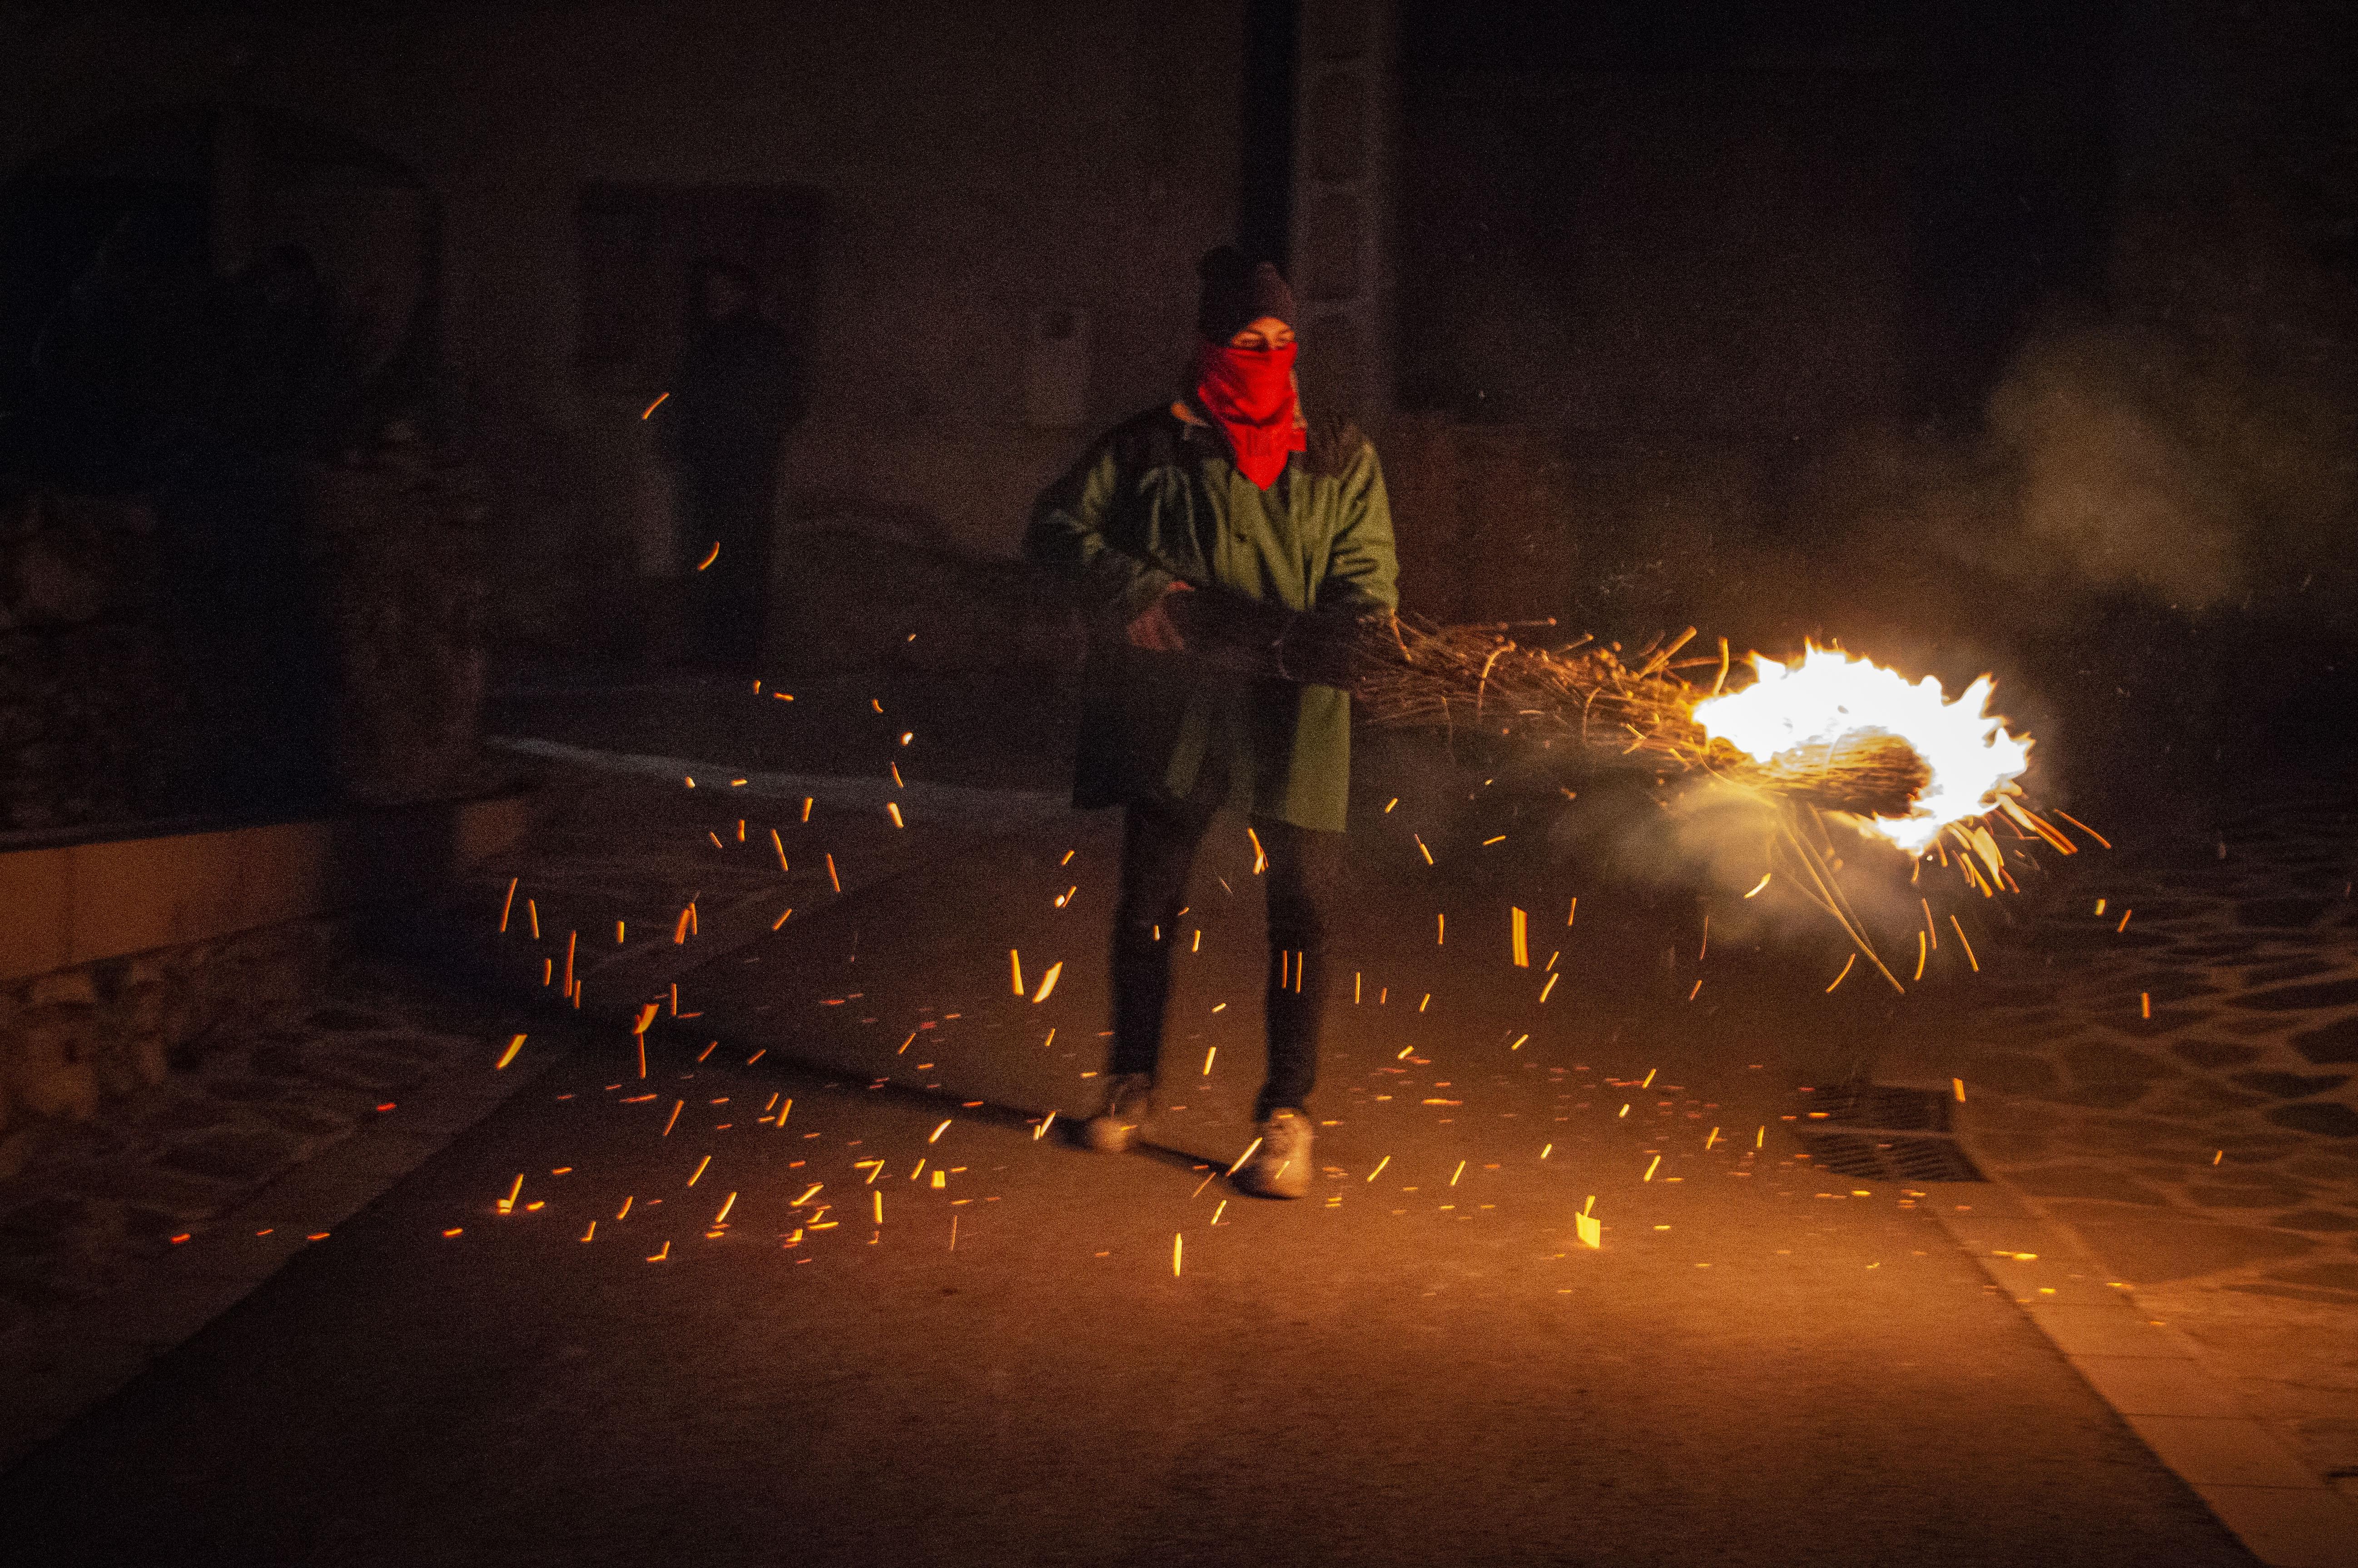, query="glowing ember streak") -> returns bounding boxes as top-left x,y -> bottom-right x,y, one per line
495,1034 -> 526,1070
1511,907 -> 1529,967
695,541 -> 720,571
1692,645 -> 2030,852
1032,962 -> 1062,1003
